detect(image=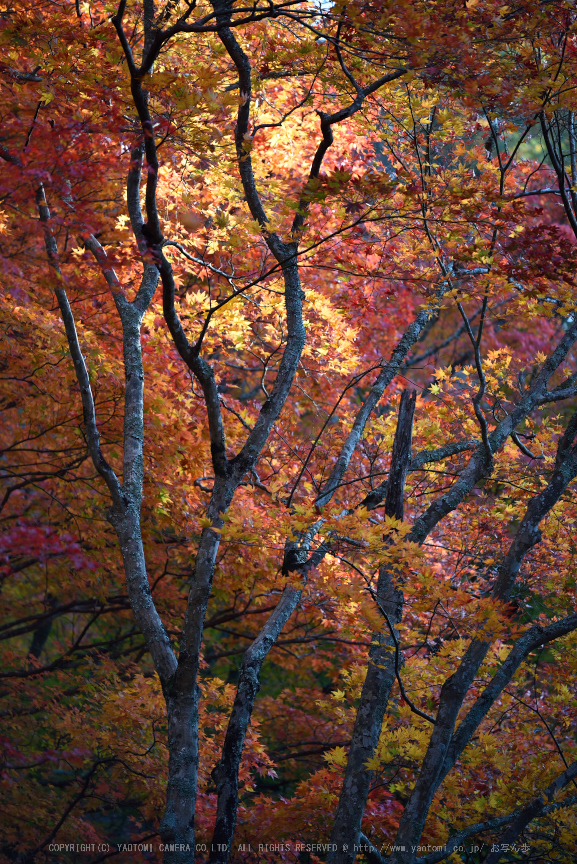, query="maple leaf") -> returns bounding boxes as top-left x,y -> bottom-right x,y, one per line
324,747 -> 348,767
